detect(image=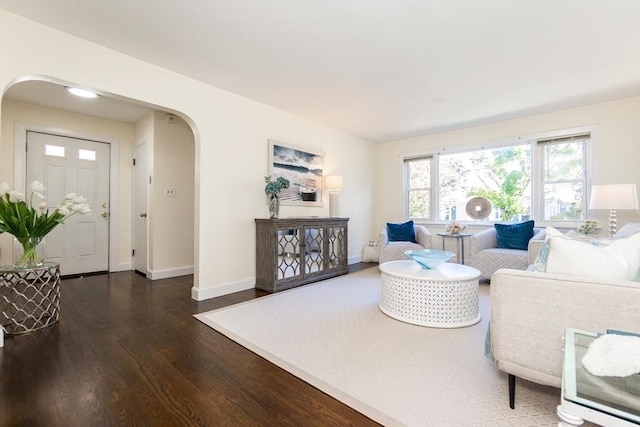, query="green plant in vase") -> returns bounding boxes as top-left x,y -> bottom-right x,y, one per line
264,176 -> 290,219
0,181 -> 92,268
